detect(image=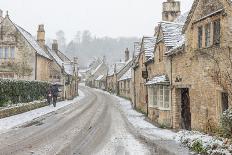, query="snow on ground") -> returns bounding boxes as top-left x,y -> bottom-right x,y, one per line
0,90 -> 85,134
114,96 -> 176,140
93,88 -> 176,140
175,130 -> 232,155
